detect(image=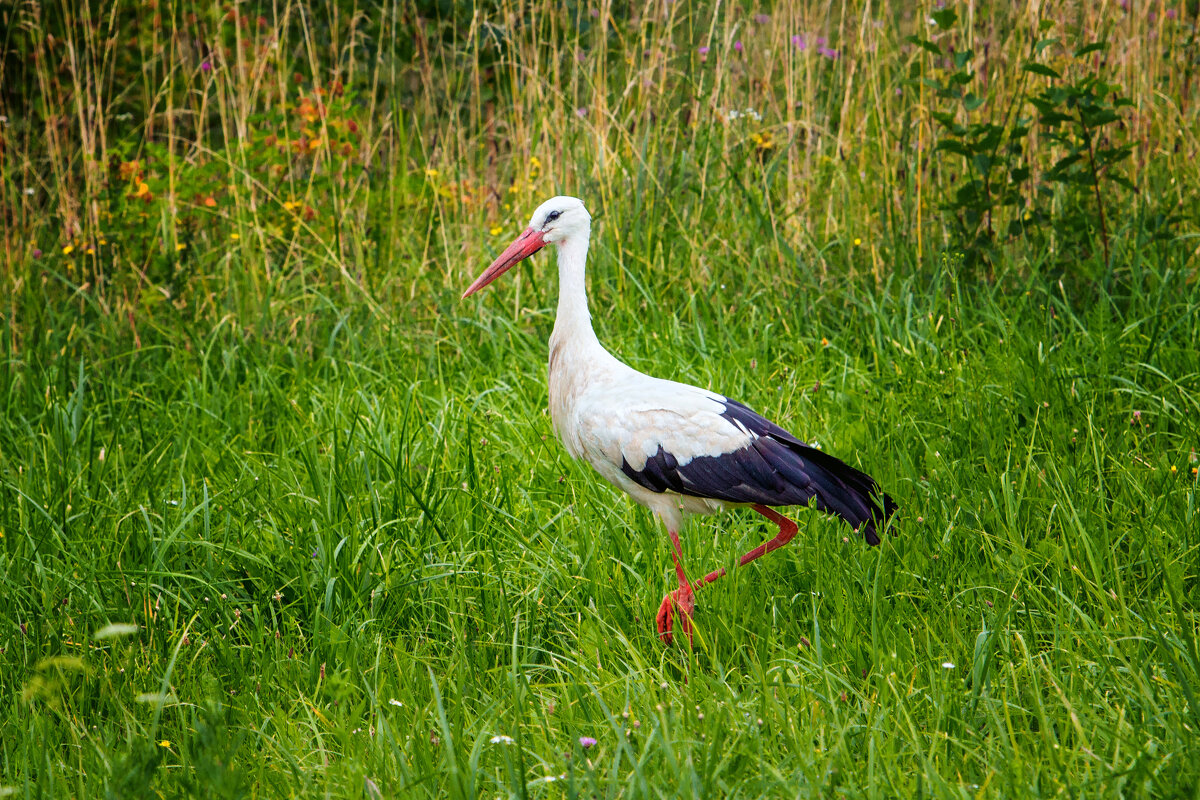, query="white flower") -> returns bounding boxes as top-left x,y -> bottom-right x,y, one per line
388,699 -> 403,707
489,735 -> 515,744
941,661 -> 955,669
